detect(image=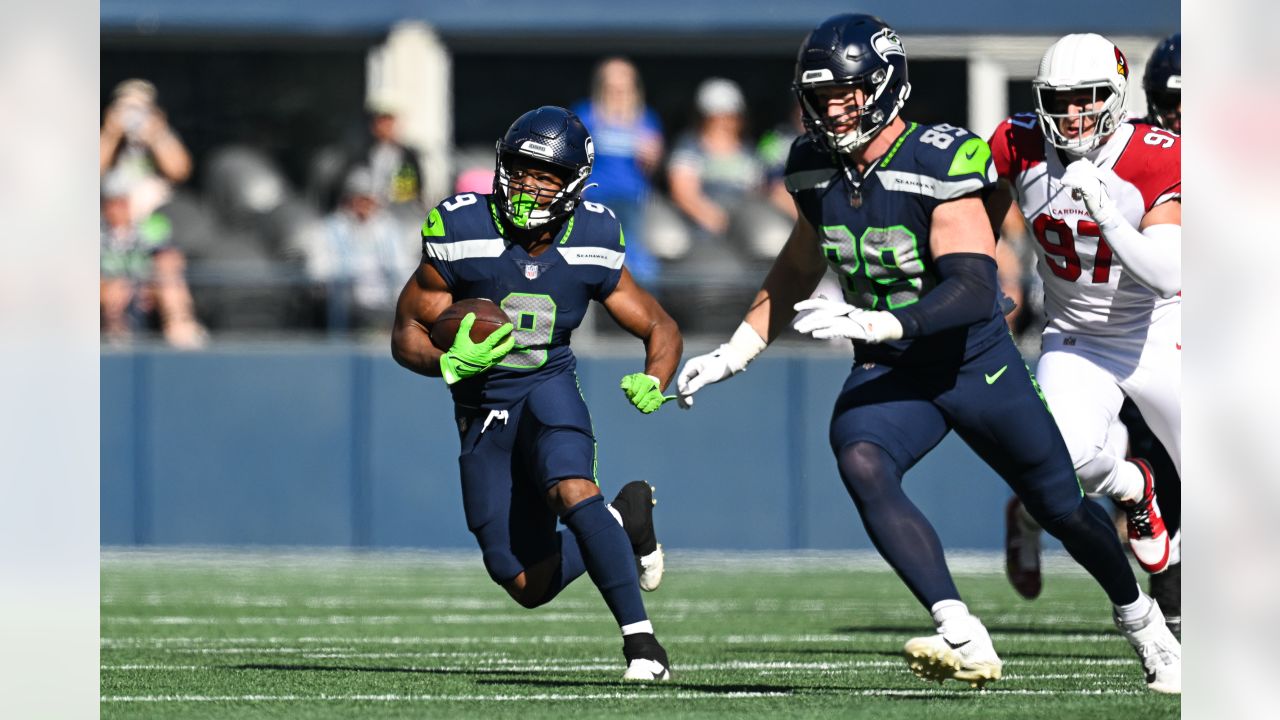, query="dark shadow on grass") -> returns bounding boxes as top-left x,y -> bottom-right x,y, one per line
232,663 -> 553,677
477,677 -> 799,695
738,647 -> 901,659
233,664 -> 803,695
